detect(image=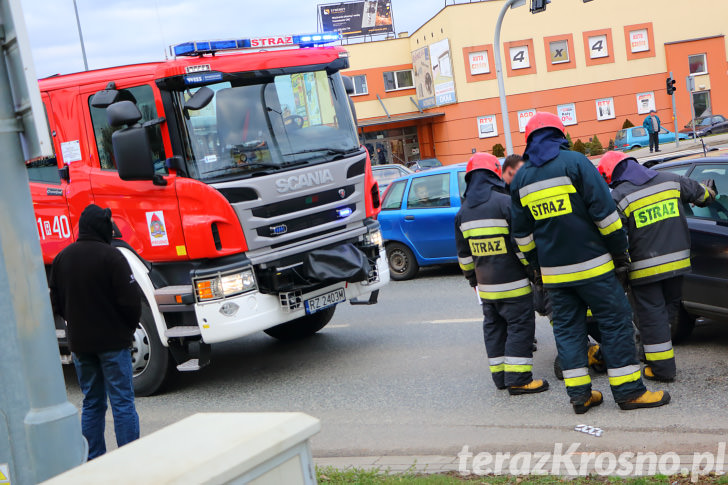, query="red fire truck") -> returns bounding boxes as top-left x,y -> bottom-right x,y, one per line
31,33 -> 389,395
